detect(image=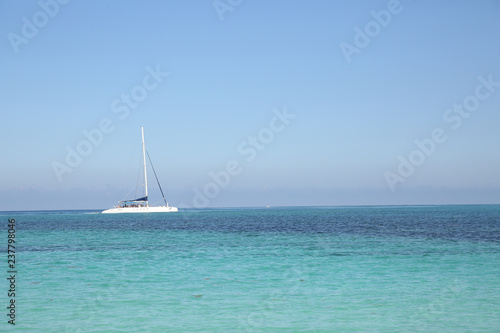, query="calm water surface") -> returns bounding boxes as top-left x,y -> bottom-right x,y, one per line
1,205 -> 499,332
